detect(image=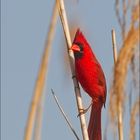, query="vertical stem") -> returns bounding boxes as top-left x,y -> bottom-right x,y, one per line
24,2 -> 58,140
33,99 -> 43,140
34,3 -> 58,140
56,0 -> 89,140
111,29 -> 118,63
111,29 -> 124,140
122,0 -> 126,40
129,100 -> 139,140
